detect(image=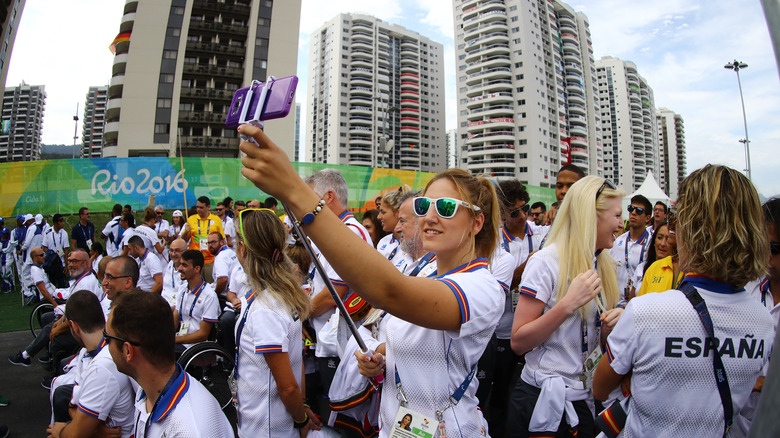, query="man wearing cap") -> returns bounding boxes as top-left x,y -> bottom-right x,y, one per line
21,214 -> 47,303
71,207 -> 95,253
43,214 -> 70,267
100,204 -> 124,257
